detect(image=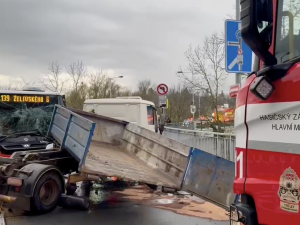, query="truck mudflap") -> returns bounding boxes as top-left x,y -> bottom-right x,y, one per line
47,105 -> 95,169
230,203 -> 258,225
181,148 -> 236,210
